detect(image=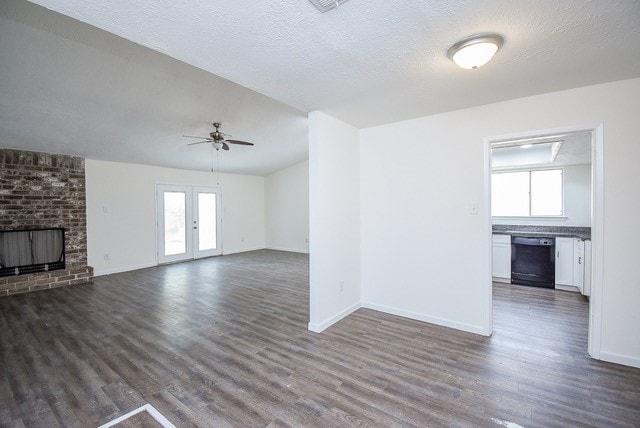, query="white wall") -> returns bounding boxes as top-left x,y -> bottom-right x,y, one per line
85,159 -> 265,275
493,163 -> 592,227
357,78 -> 640,366
308,111 -> 360,332
360,109 -> 488,334
265,160 -> 309,253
